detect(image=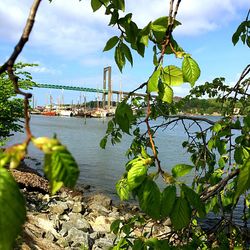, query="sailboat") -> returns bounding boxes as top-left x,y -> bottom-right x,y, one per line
41,94 -> 57,116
